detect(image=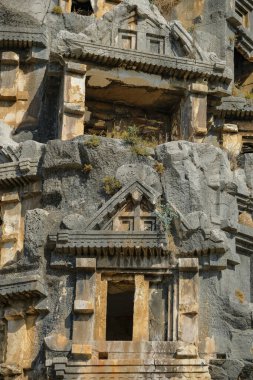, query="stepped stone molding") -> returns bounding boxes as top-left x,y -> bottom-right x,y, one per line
46,342 -> 210,379
236,223 -> 253,255
58,39 -> 230,83
0,274 -> 47,302
216,96 -> 253,118
0,26 -> 48,49
49,230 -> 168,254
236,26 -> 253,61
237,192 -> 253,214
0,159 -> 40,187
